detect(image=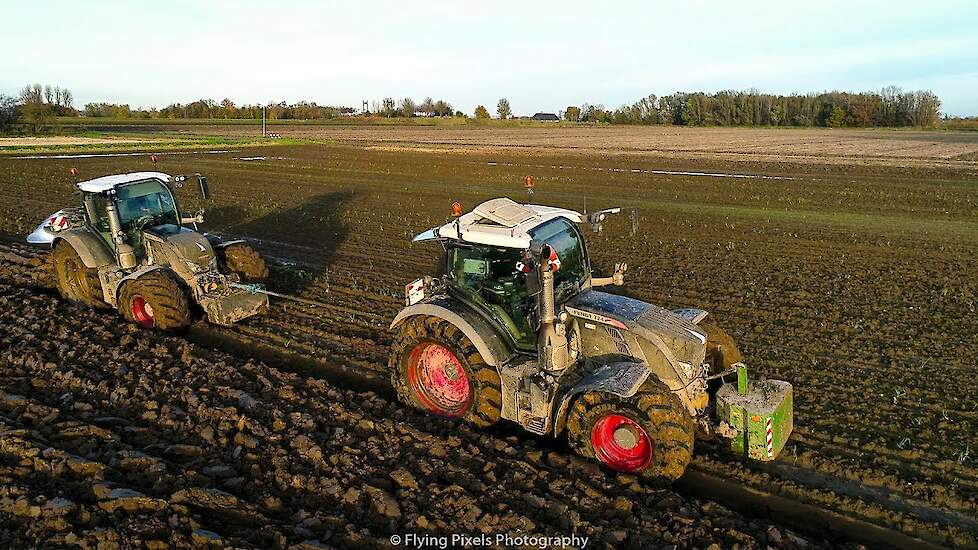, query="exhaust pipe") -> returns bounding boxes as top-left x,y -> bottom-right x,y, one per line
536,245 -> 570,372
106,202 -> 137,269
